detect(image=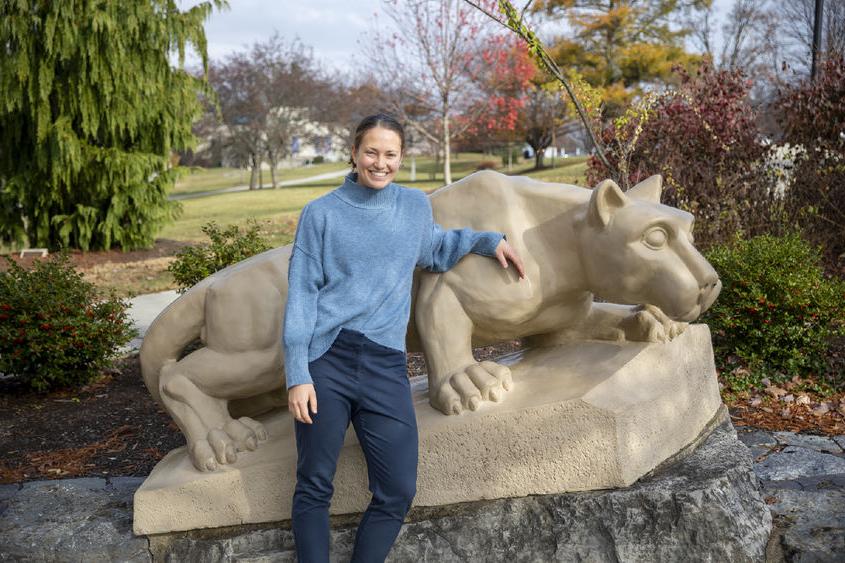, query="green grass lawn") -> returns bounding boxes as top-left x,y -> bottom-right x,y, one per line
172,161 -> 349,195
160,185 -> 337,247
161,154 -> 590,246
